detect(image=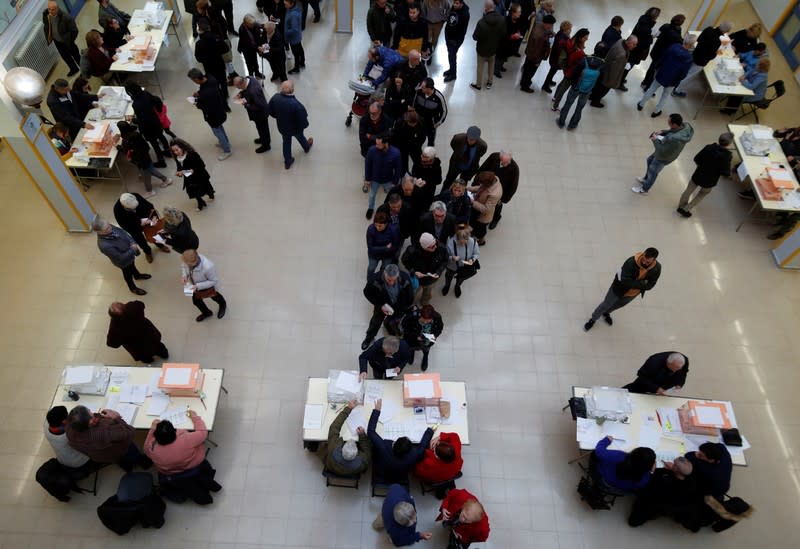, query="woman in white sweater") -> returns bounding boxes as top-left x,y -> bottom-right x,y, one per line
181,249 -> 227,321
